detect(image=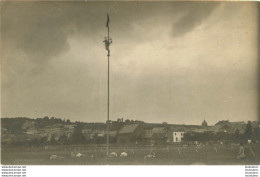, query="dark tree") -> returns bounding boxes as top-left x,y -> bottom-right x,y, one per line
66,119 -> 71,124
252,127 -> 260,142
233,129 -> 240,142
43,116 -> 49,120
70,124 -> 85,144
244,121 -> 252,140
